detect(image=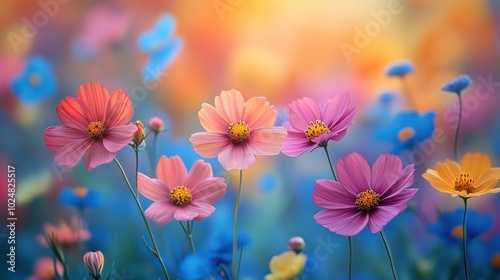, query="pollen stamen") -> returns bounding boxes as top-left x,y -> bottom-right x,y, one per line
87,121 -> 105,139
227,121 -> 251,144
169,186 -> 192,206
355,190 -> 380,212
454,173 -> 475,194
305,120 -> 330,141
